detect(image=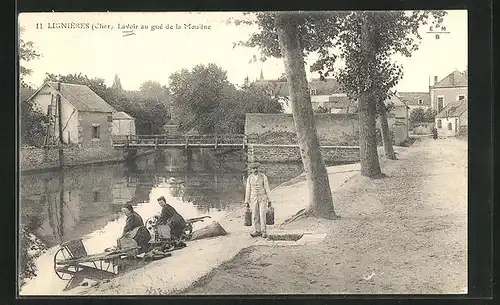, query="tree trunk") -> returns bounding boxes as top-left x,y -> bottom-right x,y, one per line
378,100 -> 396,160
359,13 -> 383,178
275,13 -> 337,219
